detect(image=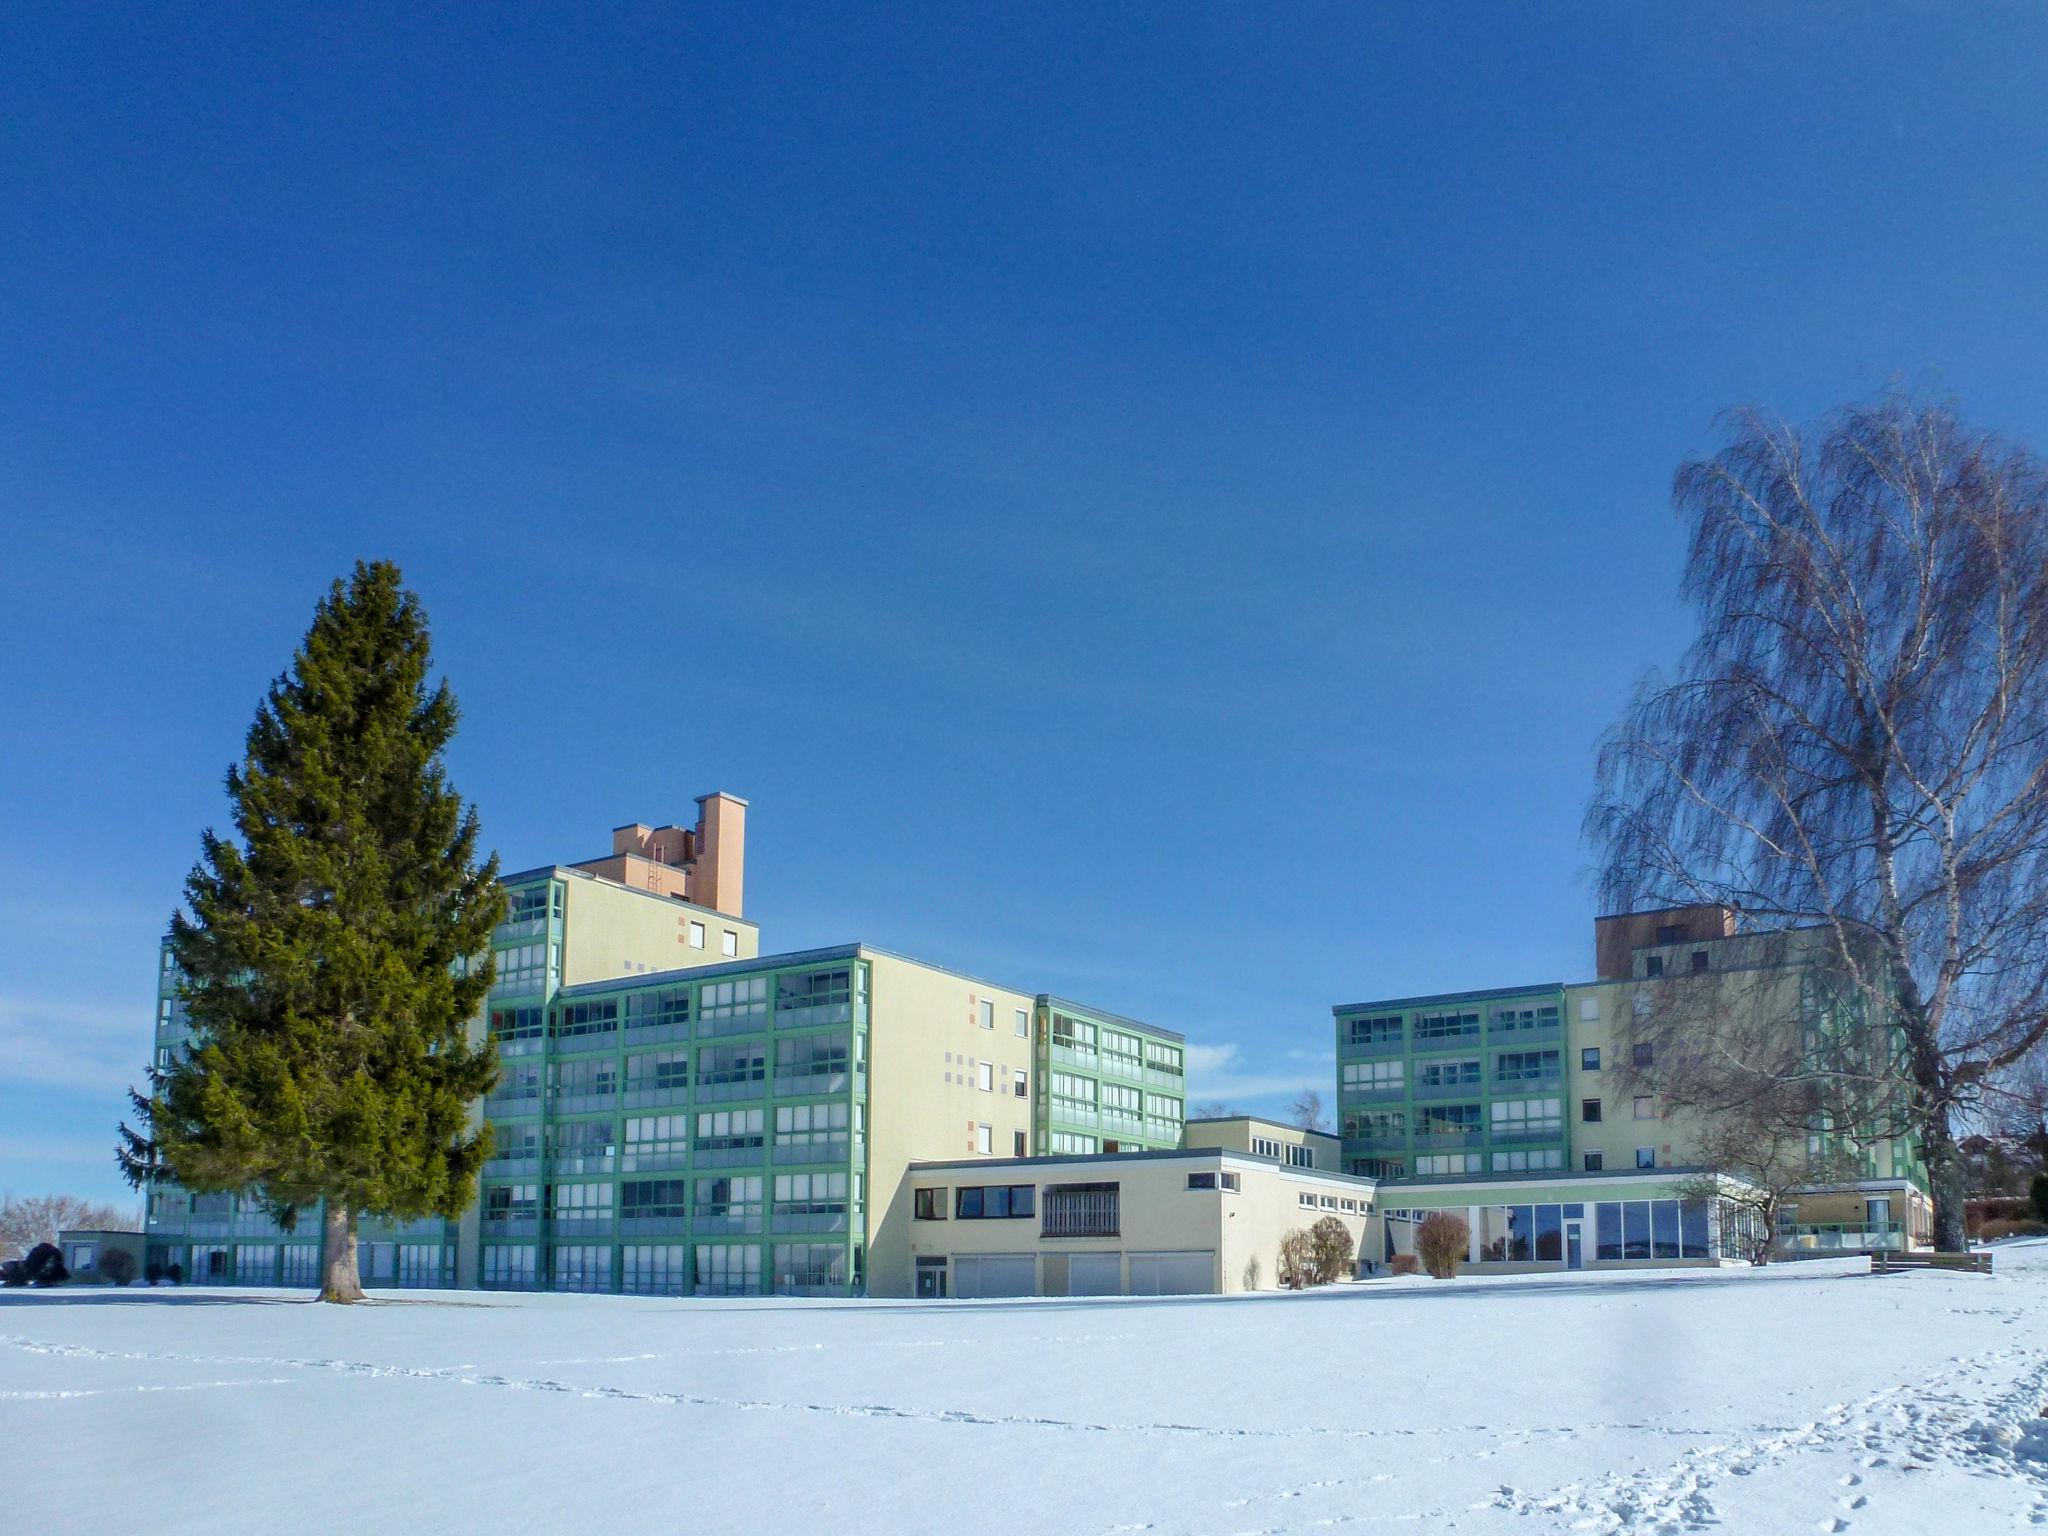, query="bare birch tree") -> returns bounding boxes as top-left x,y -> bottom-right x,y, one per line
1589,395 -> 2048,1253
